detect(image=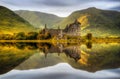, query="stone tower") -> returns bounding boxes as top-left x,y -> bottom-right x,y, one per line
64,19 -> 81,36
